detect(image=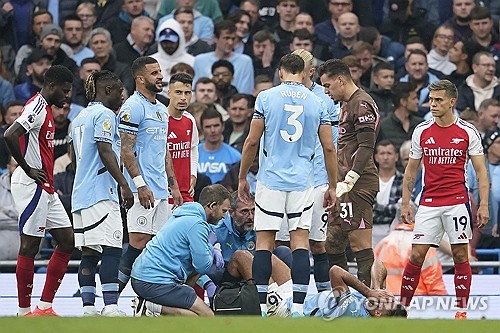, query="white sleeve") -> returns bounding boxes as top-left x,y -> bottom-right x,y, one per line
16,101 -> 44,132
190,115 -> 199,177
467,126 -> 484,156
409,126 -> 423,159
